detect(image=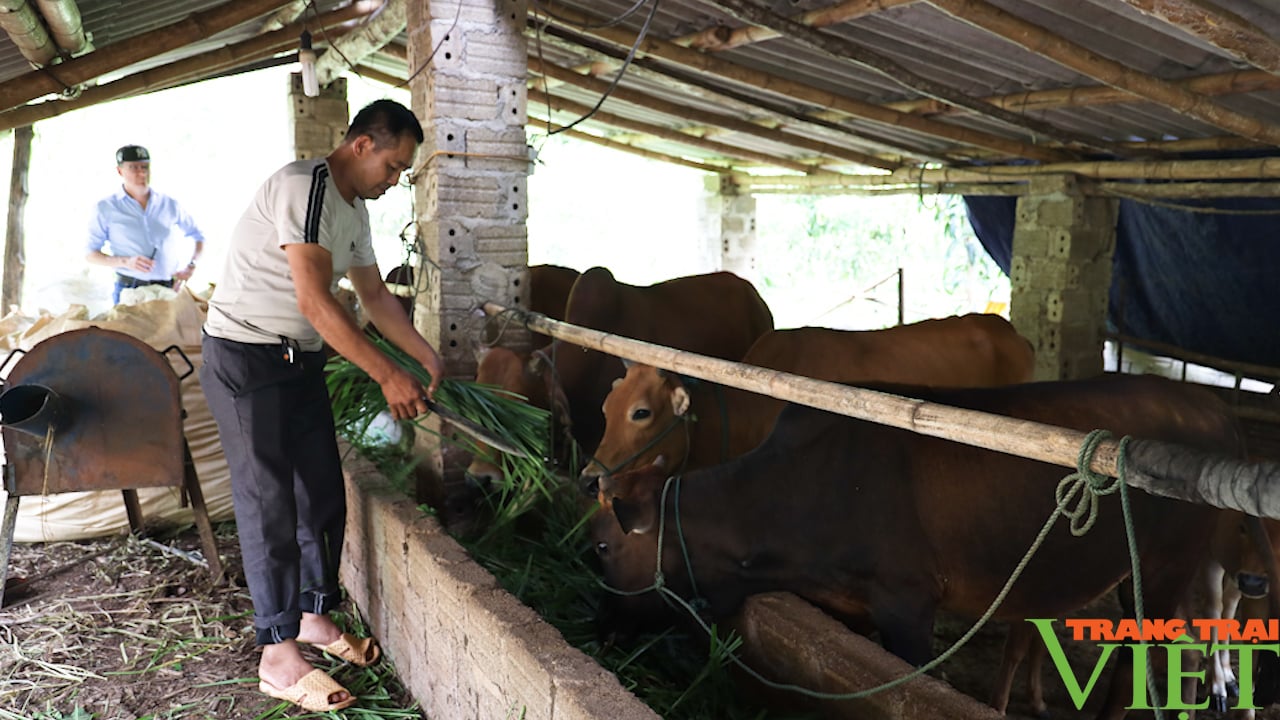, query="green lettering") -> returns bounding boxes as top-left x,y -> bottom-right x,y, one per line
1163,634 -> 1208,710
1218,642 -> 1280,710
1029,618 -> 1117,710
